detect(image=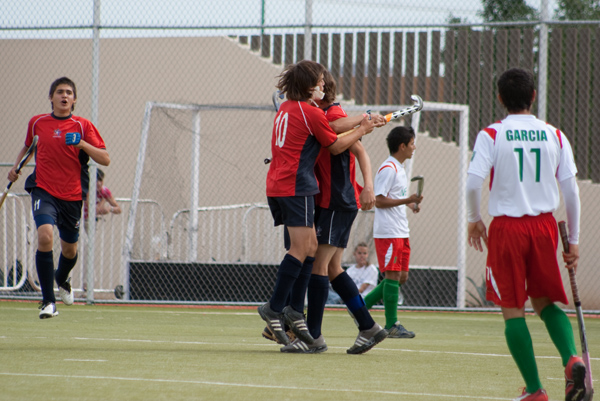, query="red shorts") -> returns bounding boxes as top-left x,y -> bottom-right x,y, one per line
374,238 -> 410,273
485,213 -> 567,309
